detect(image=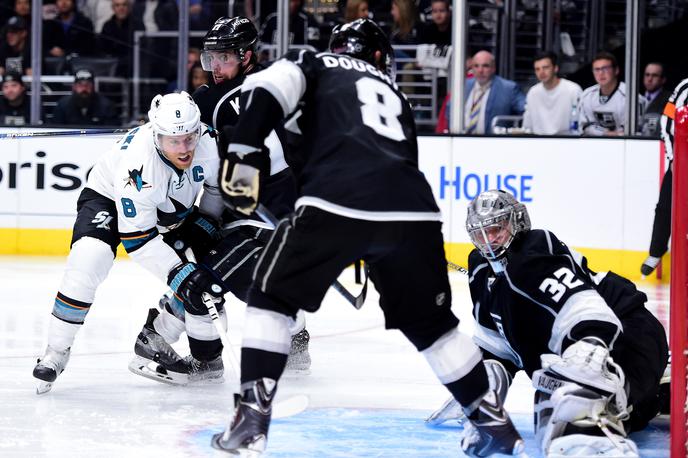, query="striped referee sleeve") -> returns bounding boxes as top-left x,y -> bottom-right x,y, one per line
661,78 -> 688,162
